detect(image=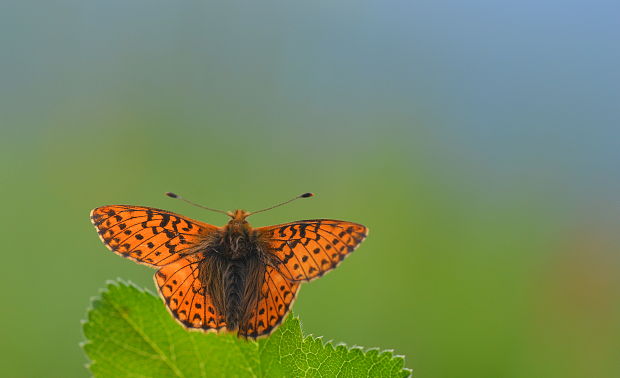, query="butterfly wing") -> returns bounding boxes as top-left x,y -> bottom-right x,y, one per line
256,219 -> 368,281
238,265 -> 300,338
90,205 -> 218,267
155,253 -> 227,332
